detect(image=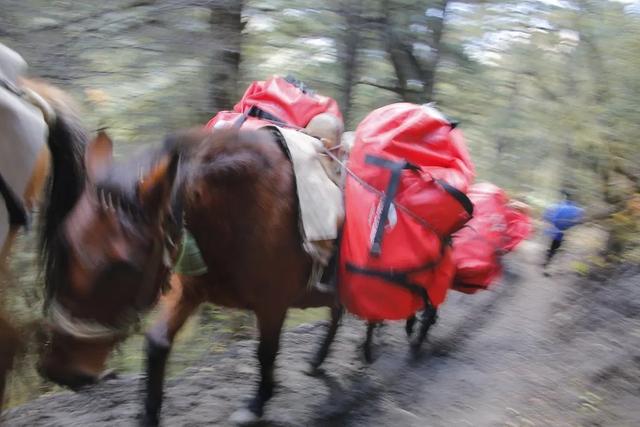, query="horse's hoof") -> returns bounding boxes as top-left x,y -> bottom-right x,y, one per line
99,369 -> 118,381
410,347 -> 421,359
229,407 -> 260,425
405,320 -> 416,338
304,364 -> 324,377
363,346 -> 374,364
410,340 -> 424,358
140,413 -> 159,427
